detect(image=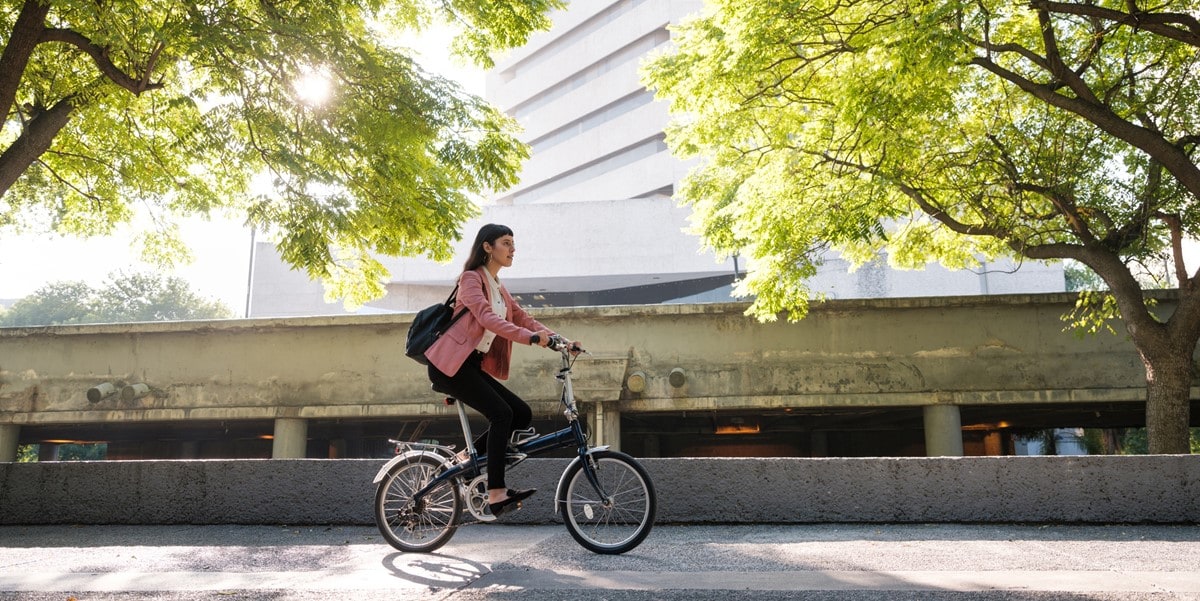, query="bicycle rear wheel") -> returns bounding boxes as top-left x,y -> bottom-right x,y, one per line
374,455 -> 460,553
557,450 -> 656,554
